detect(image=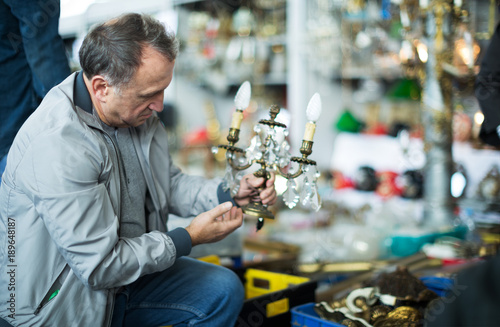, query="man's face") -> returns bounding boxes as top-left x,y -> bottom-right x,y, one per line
101,46 -> 175,128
